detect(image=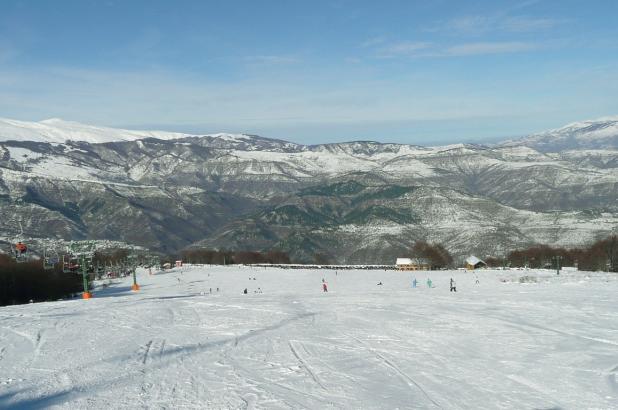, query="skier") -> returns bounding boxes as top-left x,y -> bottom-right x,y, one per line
322,282 -> 328,292
243,288 -> 248,294
427,278 -> 433,288
475,275 -> 480,285
377,281 -> 383,286
450,278 -> 457,292
412,278 -> 417,288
